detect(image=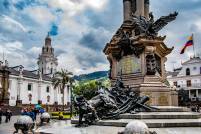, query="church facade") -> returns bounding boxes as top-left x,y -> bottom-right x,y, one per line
0,35 -> 70,106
